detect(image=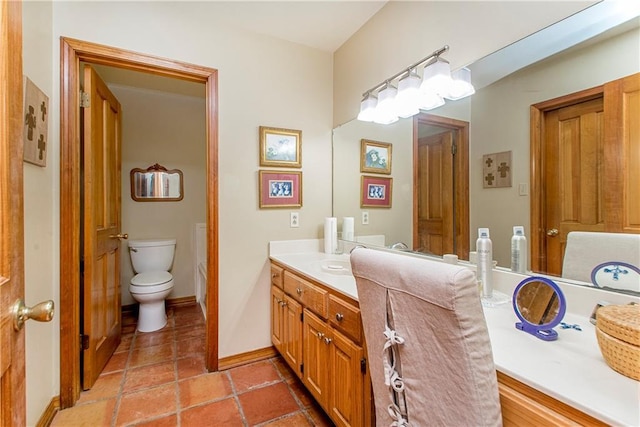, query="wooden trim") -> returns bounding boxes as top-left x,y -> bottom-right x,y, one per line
218,346 -> 278,371
35,396 -> 60,427
59,37 -> 219,408
166,295 -> 197,309
412,113 -> 470,259
497,371 -> 607,426
529,85 -> 604,273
